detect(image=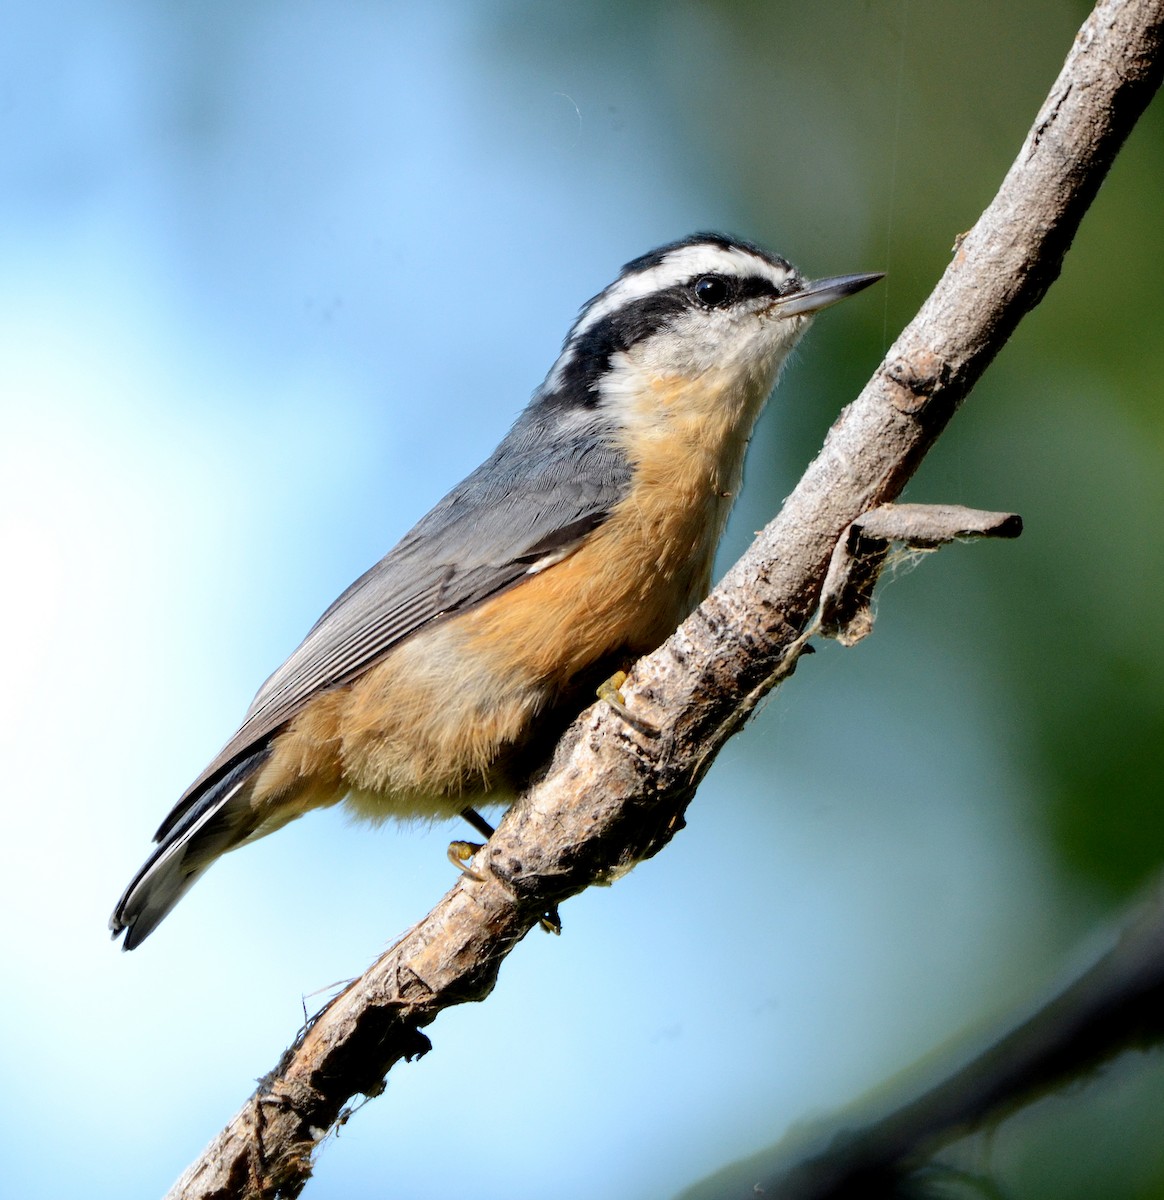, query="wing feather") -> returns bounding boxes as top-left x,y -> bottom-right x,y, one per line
170,404 -> 630,817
